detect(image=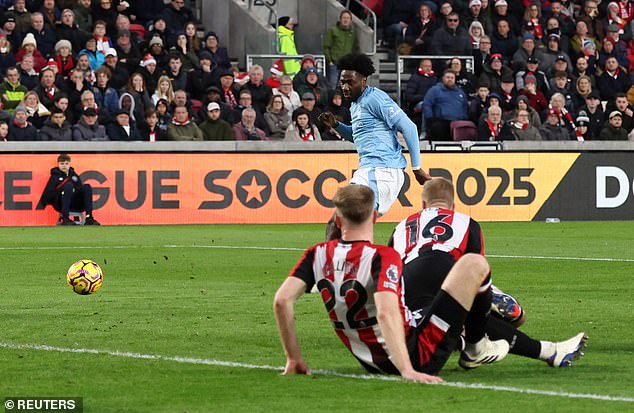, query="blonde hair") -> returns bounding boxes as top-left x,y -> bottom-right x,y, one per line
333,185 -> 374,224
422,178 -> 454,207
